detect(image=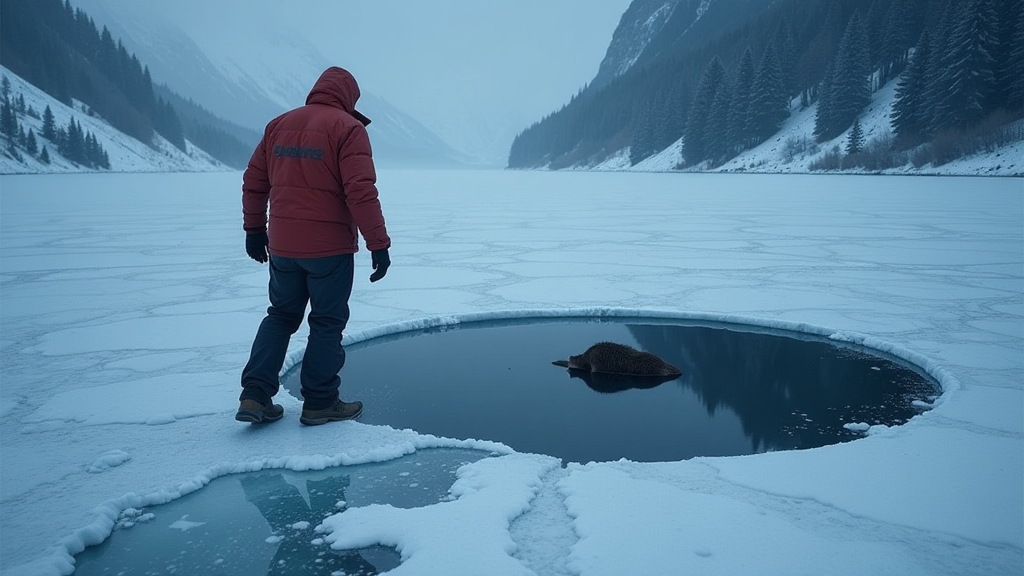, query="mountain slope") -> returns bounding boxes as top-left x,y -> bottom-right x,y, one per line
1,65 -> 224,174
512,0 -> 1023,174
591,0 -> 683,89
0,0 -> 258,170
593,73 -> 1024,176
72,0 -> 477,168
